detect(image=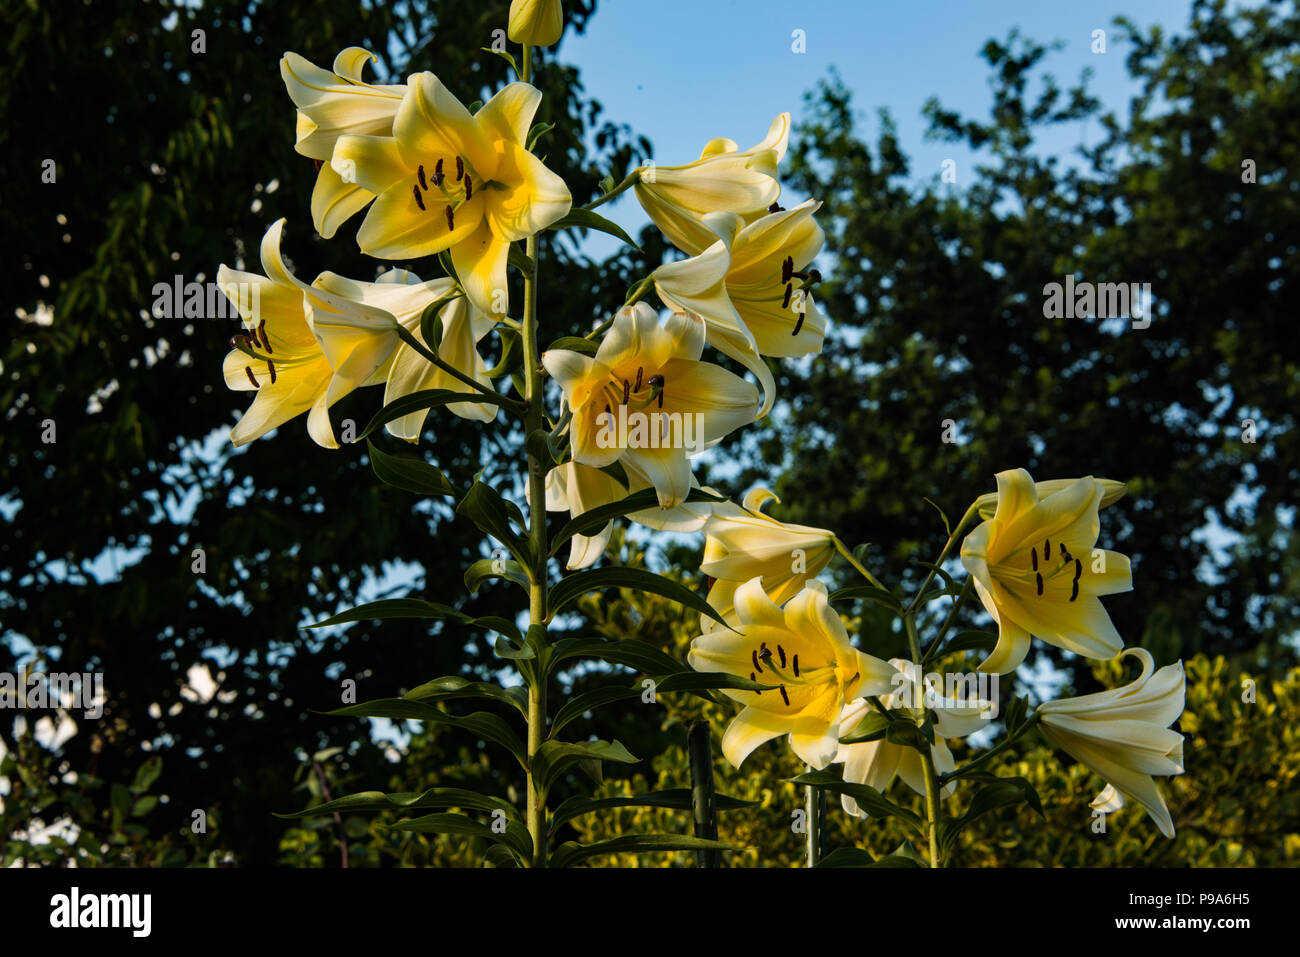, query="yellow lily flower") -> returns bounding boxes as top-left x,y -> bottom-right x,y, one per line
508,0 -> 564,46
975,477 -> 1127,520
221,220 -> 494,448
634,113 -> 790,256
280,48 -> 406,239
543,461 -> 627,570
700,487 -> 835,632
654,199 -> 827,417
541,303 -> 759,508
834,659 -> 995,817
959,469 -> 1134,674
330,74 -> 572,318
689,578 -> 898,769
1038,647 -> 1186,838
